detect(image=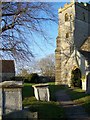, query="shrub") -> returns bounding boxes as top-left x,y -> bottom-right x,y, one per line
10,76 -> 24,81
24,73 -> 40,83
